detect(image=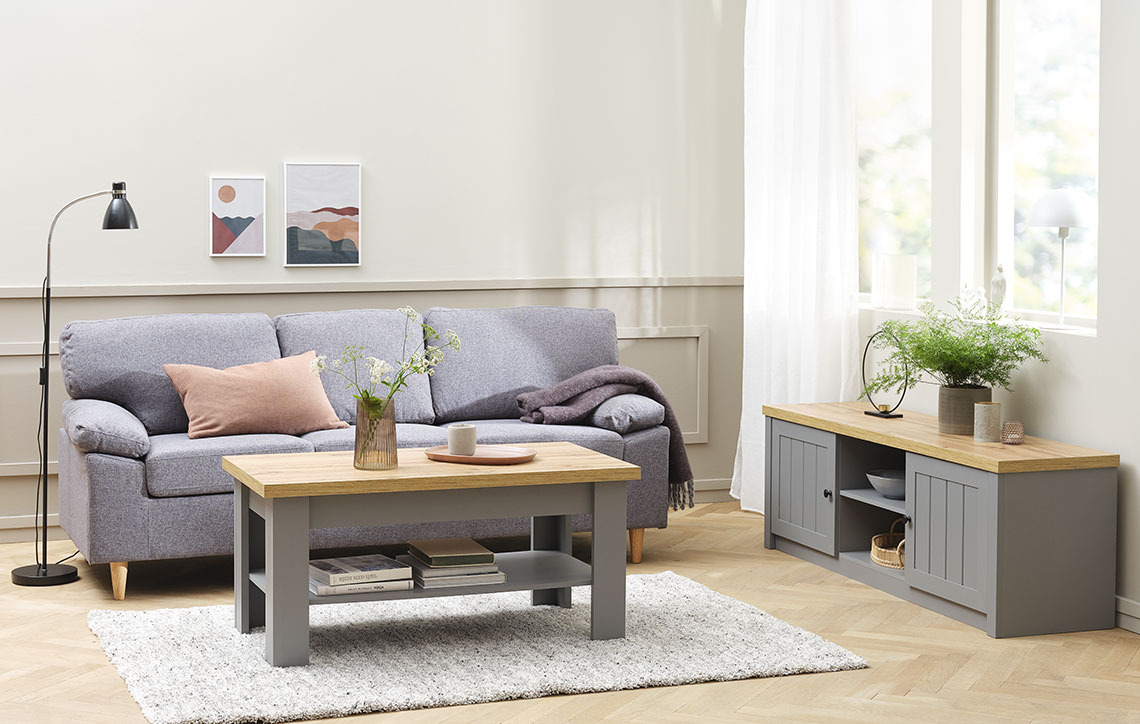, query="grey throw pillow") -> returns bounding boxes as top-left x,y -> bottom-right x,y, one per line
62,399 -> 151,458
590,394 -> 665,434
